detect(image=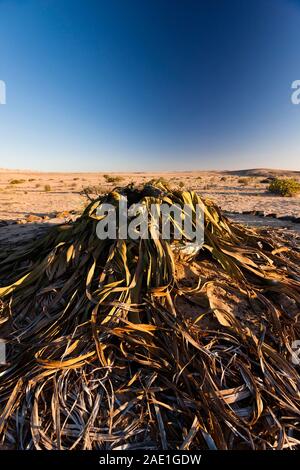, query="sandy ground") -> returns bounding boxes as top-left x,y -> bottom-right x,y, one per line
0,168 -> 299,224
